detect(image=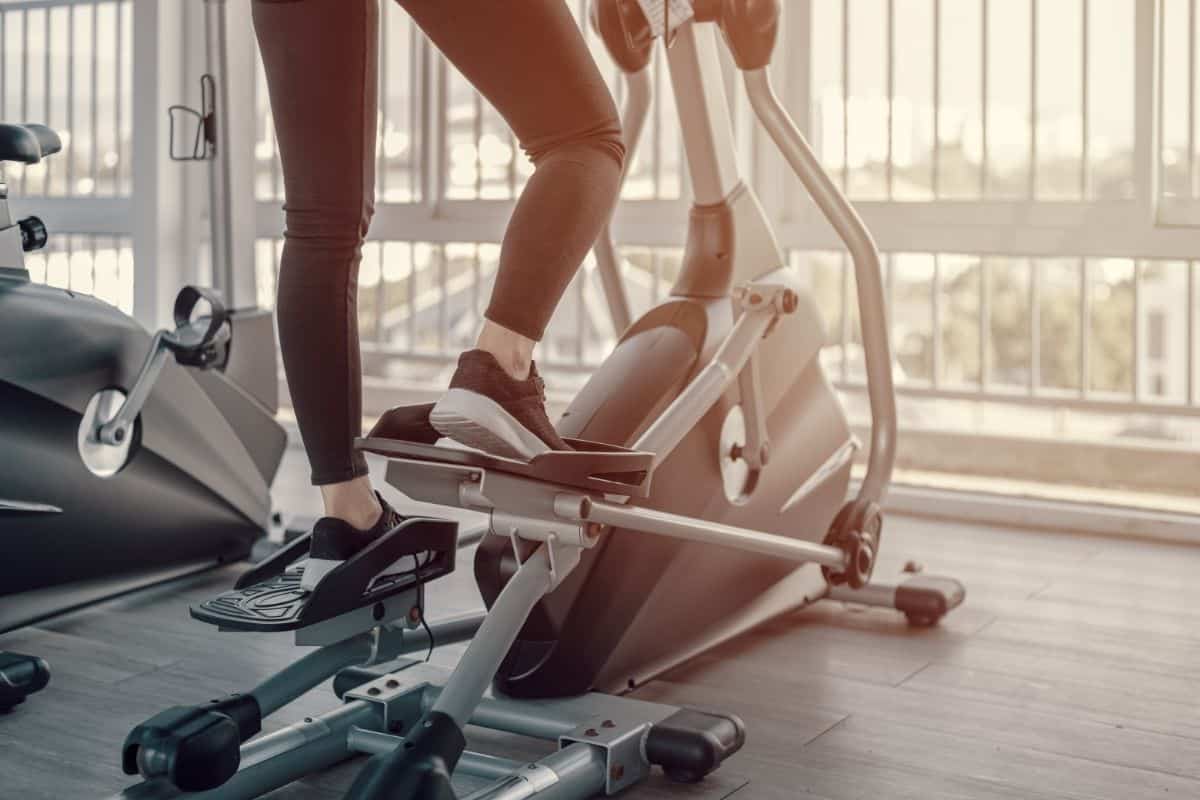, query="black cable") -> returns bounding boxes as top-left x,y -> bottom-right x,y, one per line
418,605 -> 435,663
